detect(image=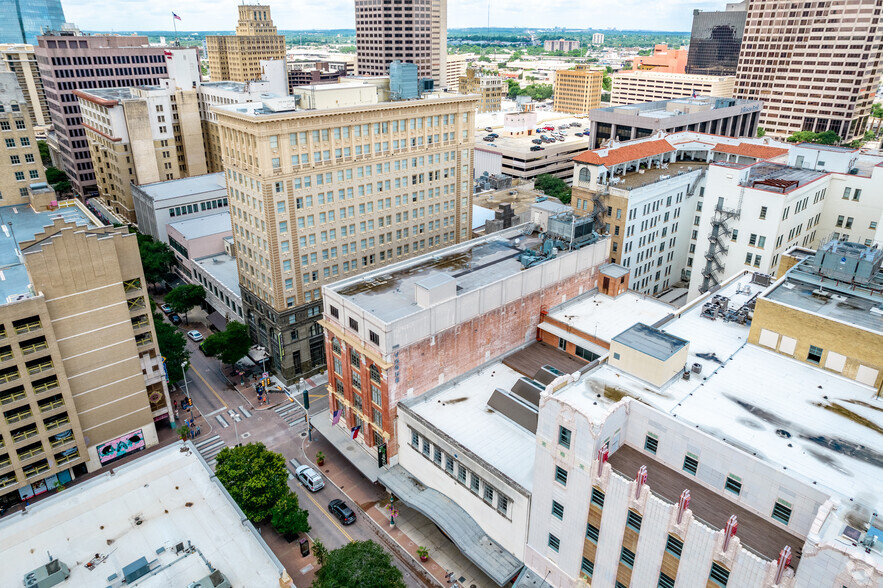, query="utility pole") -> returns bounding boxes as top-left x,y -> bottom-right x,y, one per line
181,362 -> 193,424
